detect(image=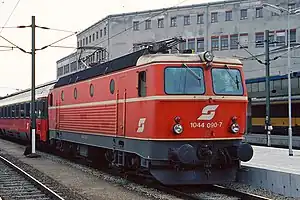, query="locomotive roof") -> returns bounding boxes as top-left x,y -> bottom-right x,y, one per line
136,52 -> 242,66
0,82 -> 56,107
54,49 -> 242,89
